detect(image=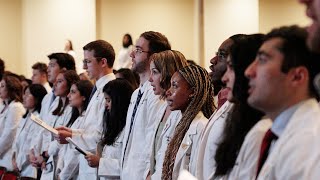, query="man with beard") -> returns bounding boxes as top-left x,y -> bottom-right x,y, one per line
114,34 -> 134,70
120,31 -> 171,180
195,34 -> 245,180
210,35 -> 245,109
299,0 -> 320,53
